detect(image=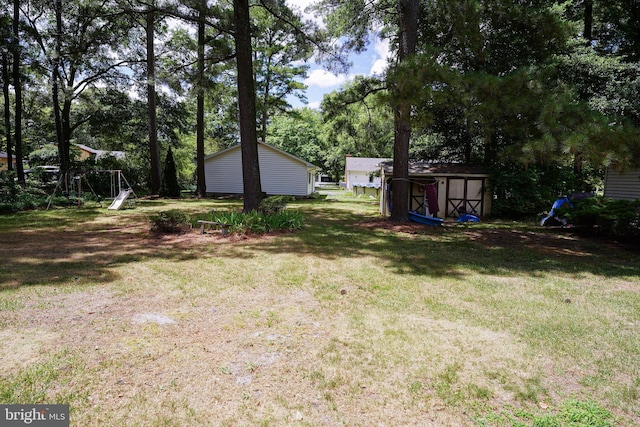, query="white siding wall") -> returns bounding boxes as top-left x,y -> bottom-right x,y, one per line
205,145 -> 313,196
604,169 -> 640,200
204,149 -> 244,194
347,171 -> 380,190
259,145 -> 310,196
